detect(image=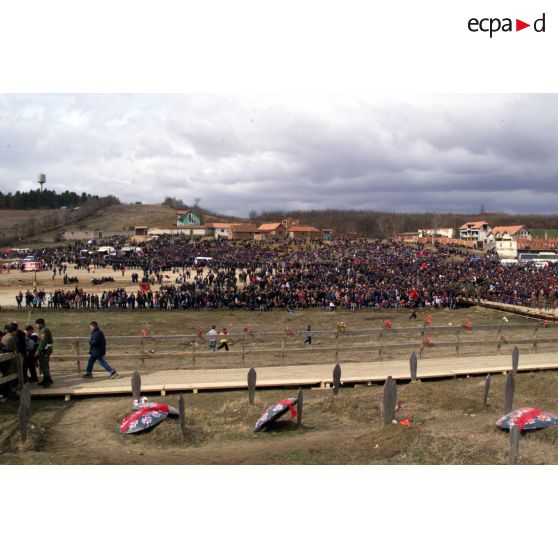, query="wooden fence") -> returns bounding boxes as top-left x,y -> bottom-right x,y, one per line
0,352 -> 24,390
46,322 -> 558,374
